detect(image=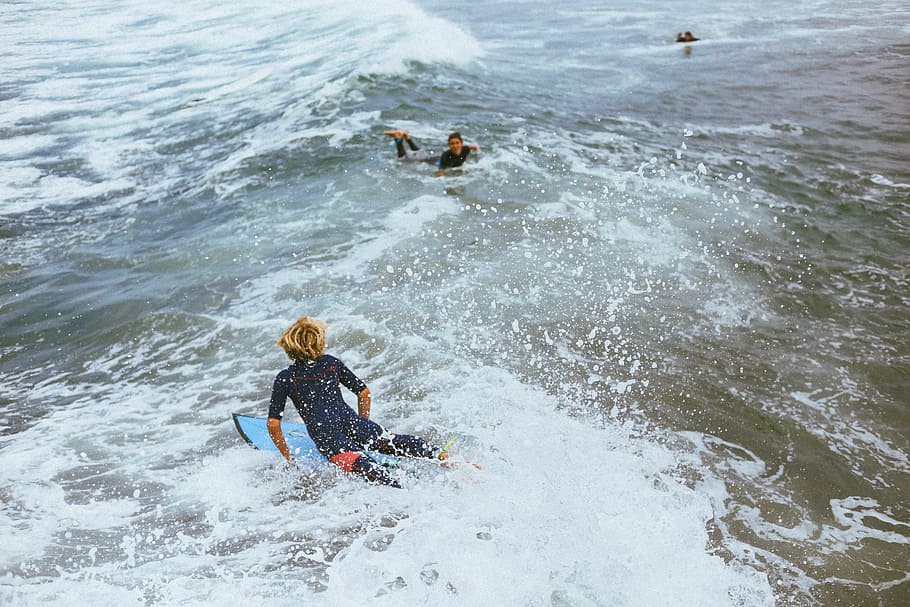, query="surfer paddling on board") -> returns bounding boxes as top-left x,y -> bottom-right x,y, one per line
384,130 -> 479,176
267,316 -> 449,487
